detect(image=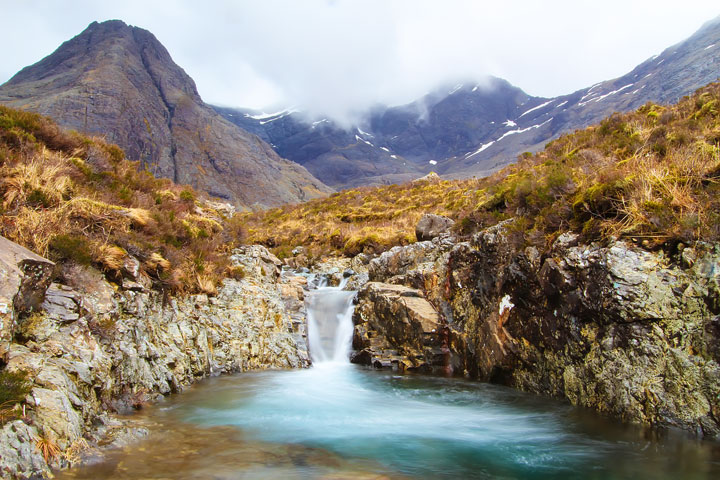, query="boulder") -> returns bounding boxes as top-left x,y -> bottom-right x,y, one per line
351,282 -> 446,372
415,213 -> 455,241
412,172 -> 440,184
0,236 -> 54,352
